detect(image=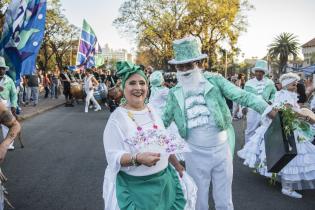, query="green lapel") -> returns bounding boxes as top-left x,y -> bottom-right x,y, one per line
203,79 -> 214,96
